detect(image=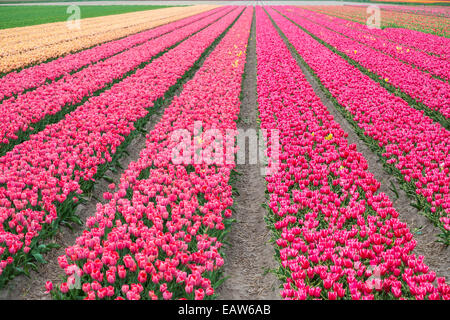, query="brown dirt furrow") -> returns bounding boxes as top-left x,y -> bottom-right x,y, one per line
217,13 -> 281,300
